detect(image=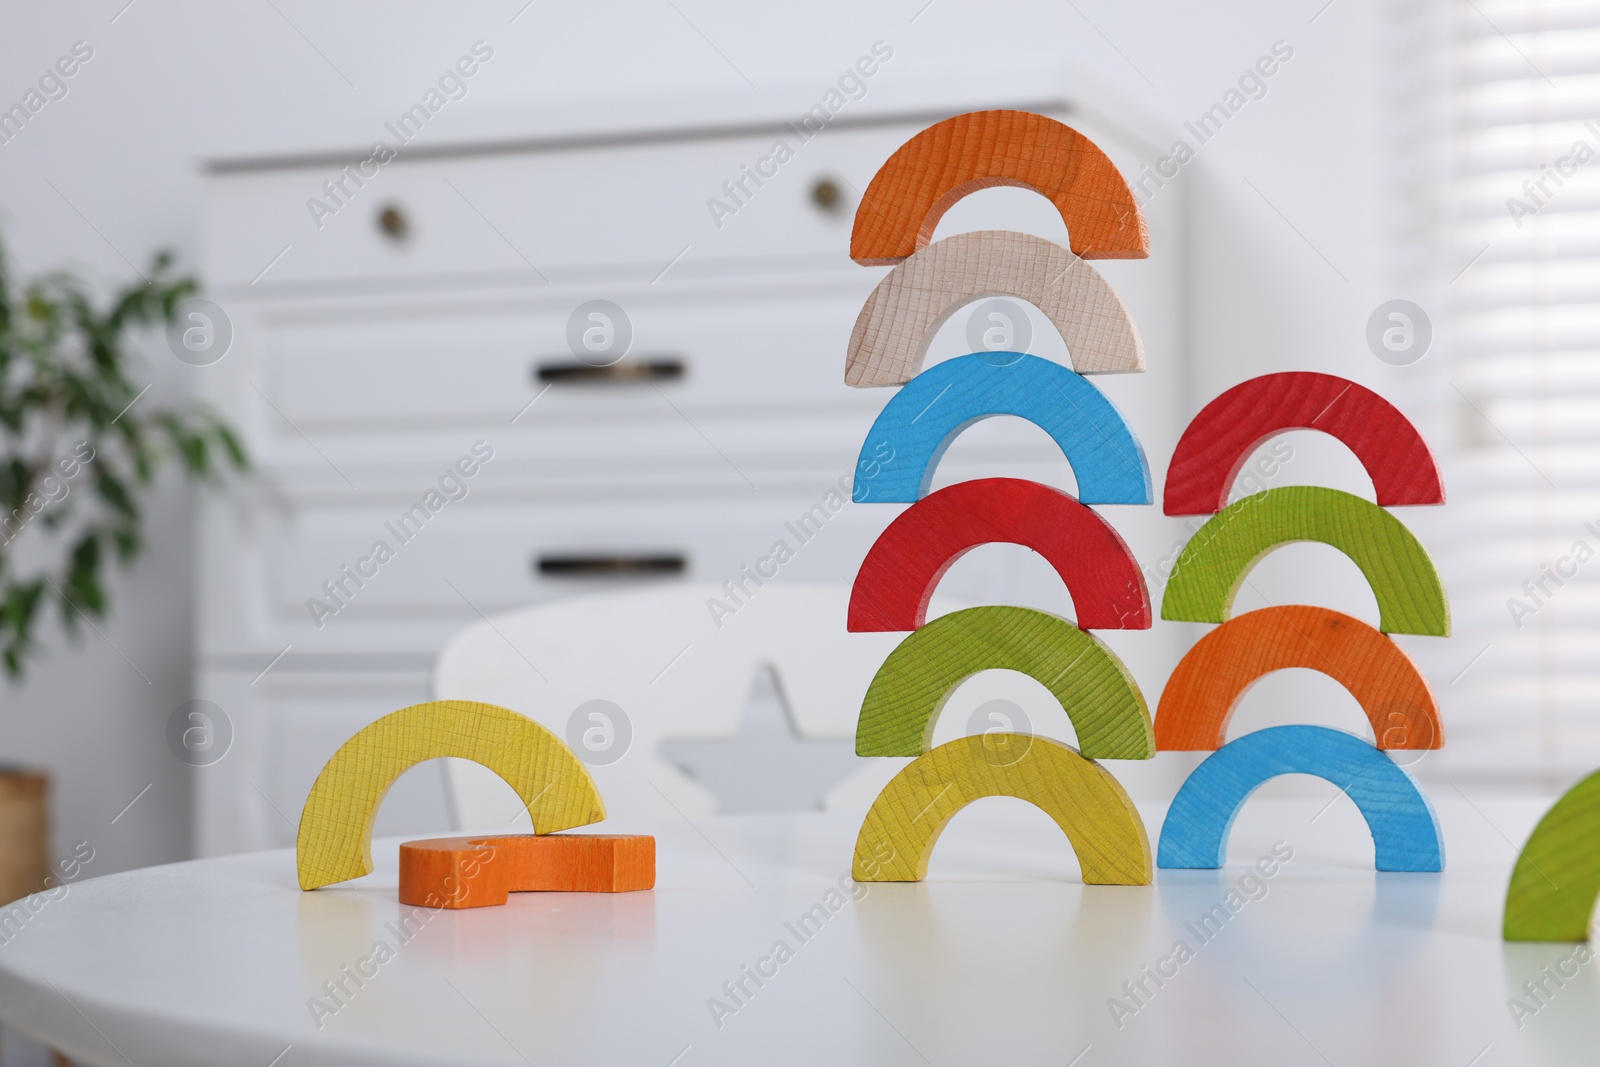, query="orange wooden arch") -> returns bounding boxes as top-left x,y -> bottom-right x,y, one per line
850,110 -> 1148,265
1155,605 -> 1442,751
